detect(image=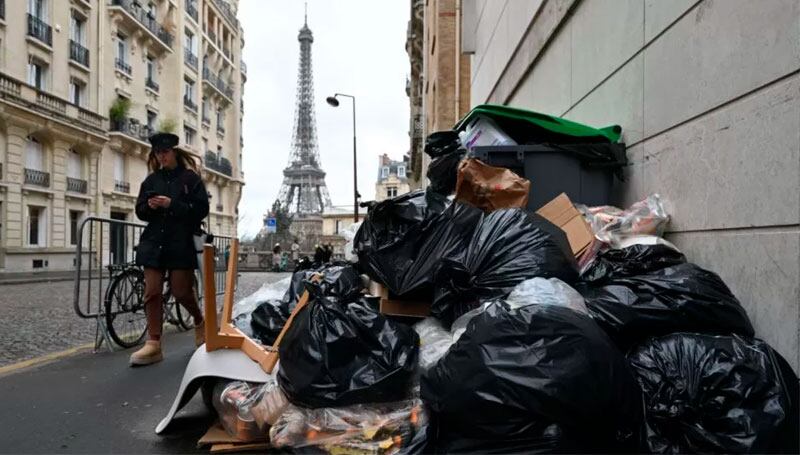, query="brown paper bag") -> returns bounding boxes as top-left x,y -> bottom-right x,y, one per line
455,158 -> 531,212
